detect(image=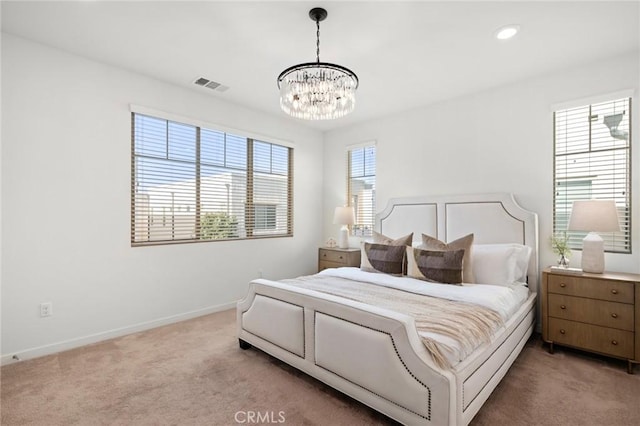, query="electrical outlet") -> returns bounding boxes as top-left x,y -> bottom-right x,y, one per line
40,302 -> 52,317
